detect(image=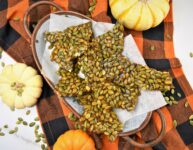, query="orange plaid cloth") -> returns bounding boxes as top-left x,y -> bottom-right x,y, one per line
0,0 -> 193,149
